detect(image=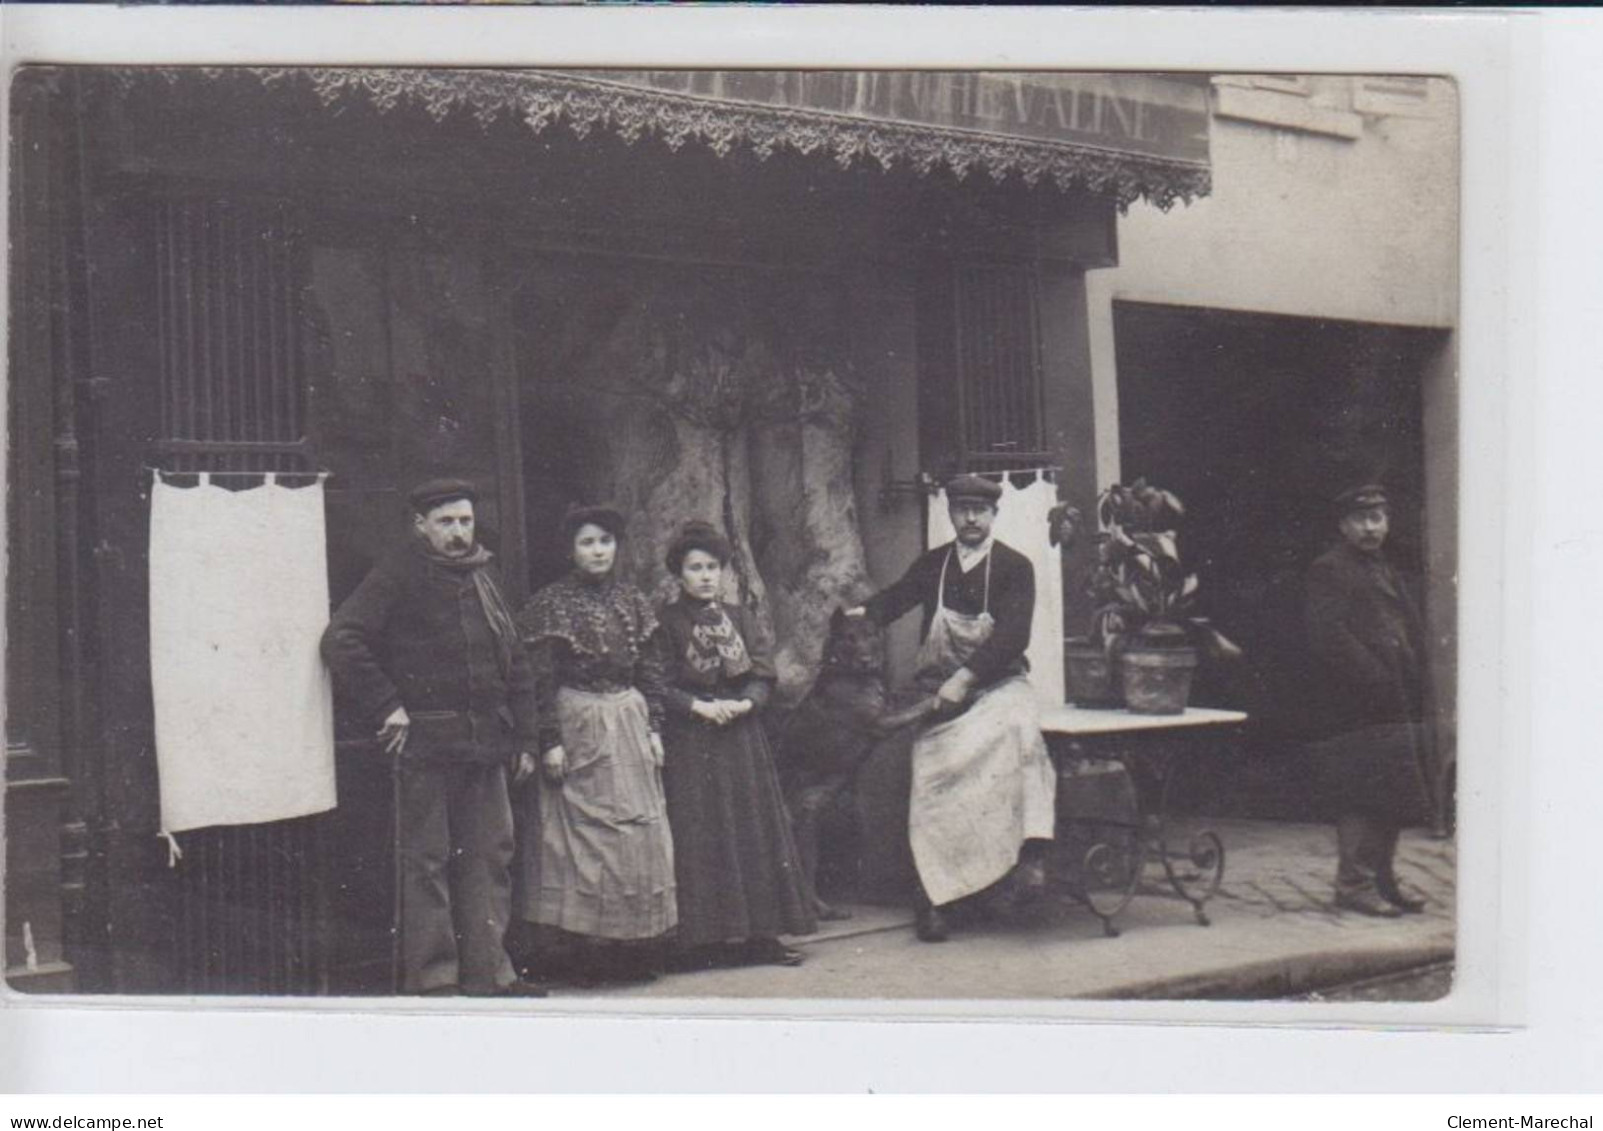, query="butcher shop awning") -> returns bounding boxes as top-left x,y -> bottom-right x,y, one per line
110,67 -> 1213,211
